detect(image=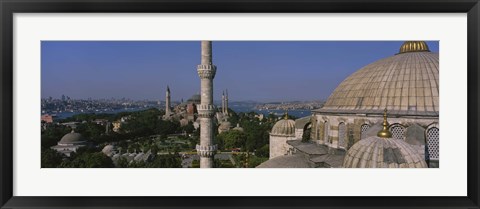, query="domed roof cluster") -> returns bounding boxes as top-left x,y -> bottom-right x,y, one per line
59,130 -> 86,144
319,41 -> 438,117
271,116 -> 295,137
